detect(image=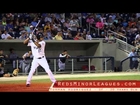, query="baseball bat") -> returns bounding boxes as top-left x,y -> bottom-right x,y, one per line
32,20 -> 41,35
